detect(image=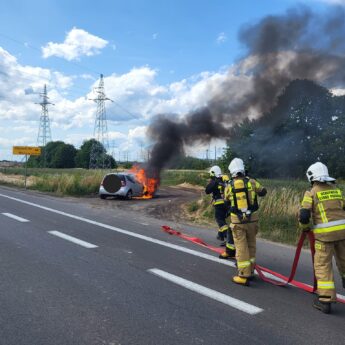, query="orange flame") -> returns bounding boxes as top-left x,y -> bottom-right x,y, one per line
130,165 -> 159,199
